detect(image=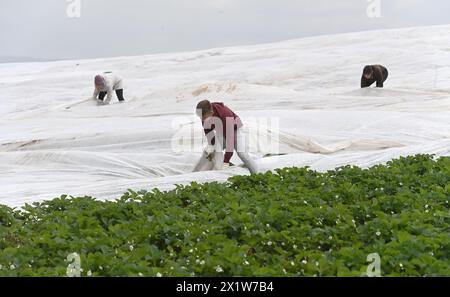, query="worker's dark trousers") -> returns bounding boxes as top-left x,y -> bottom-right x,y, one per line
98,89 -> 125,101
